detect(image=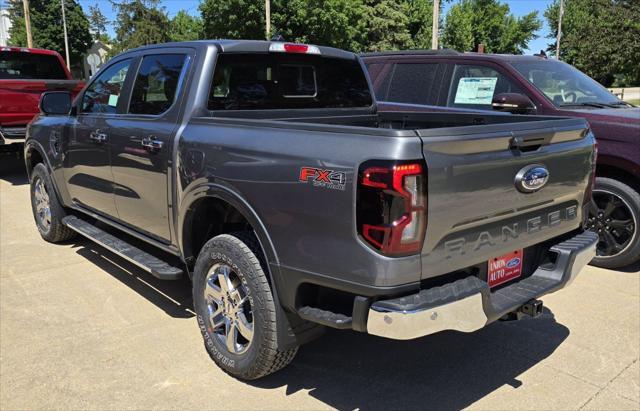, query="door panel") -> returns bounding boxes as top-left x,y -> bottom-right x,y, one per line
64,59 -> 133,217
110,53 -> 190,242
